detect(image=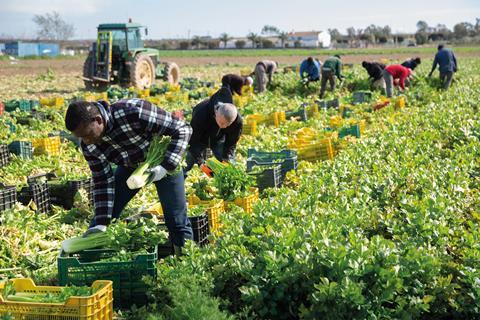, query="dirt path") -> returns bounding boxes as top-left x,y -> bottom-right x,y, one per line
1,51 -> 478,77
